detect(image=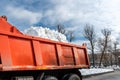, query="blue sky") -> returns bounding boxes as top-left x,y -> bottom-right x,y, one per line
1,0 -> 120,44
